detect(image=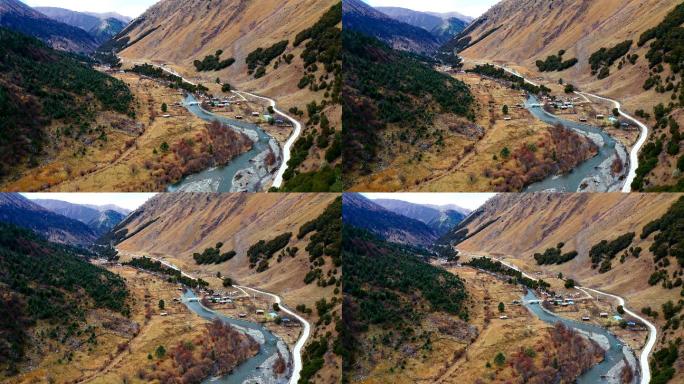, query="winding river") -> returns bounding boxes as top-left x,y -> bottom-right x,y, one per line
181,289 -> 290,384
523,290 -> 638,383
167,94 -> 277,192
523,95 -> 625,192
